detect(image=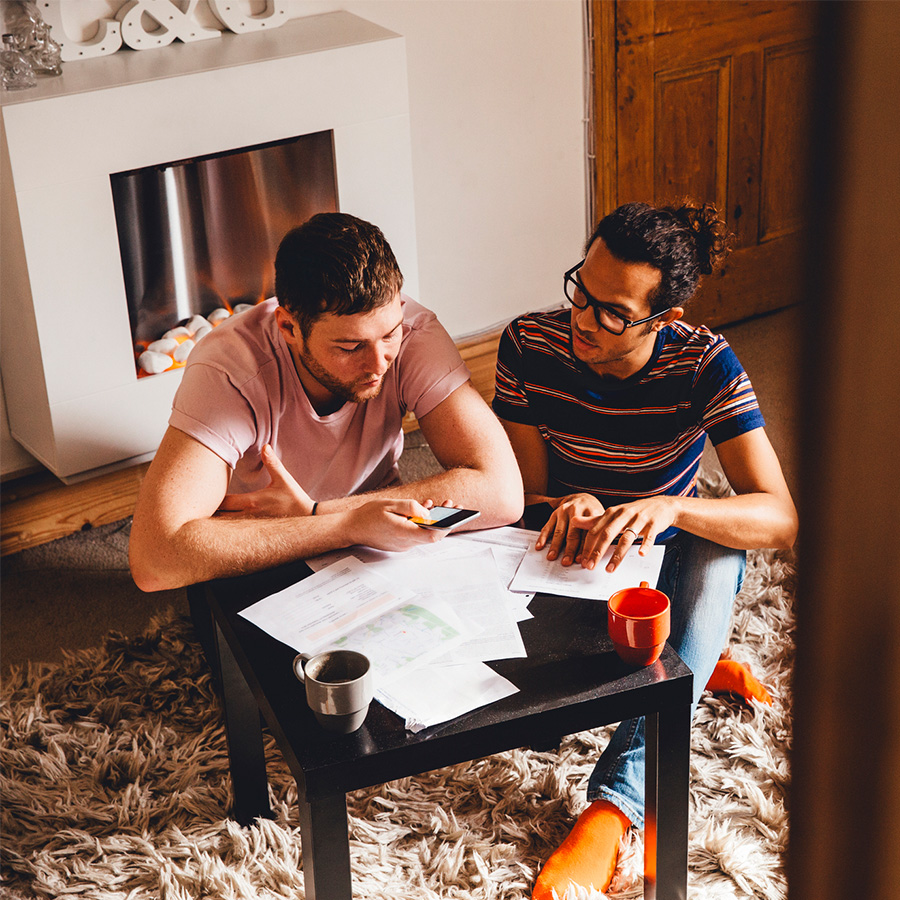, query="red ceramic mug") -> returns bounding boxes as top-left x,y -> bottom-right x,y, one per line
607,581 -> 671,666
